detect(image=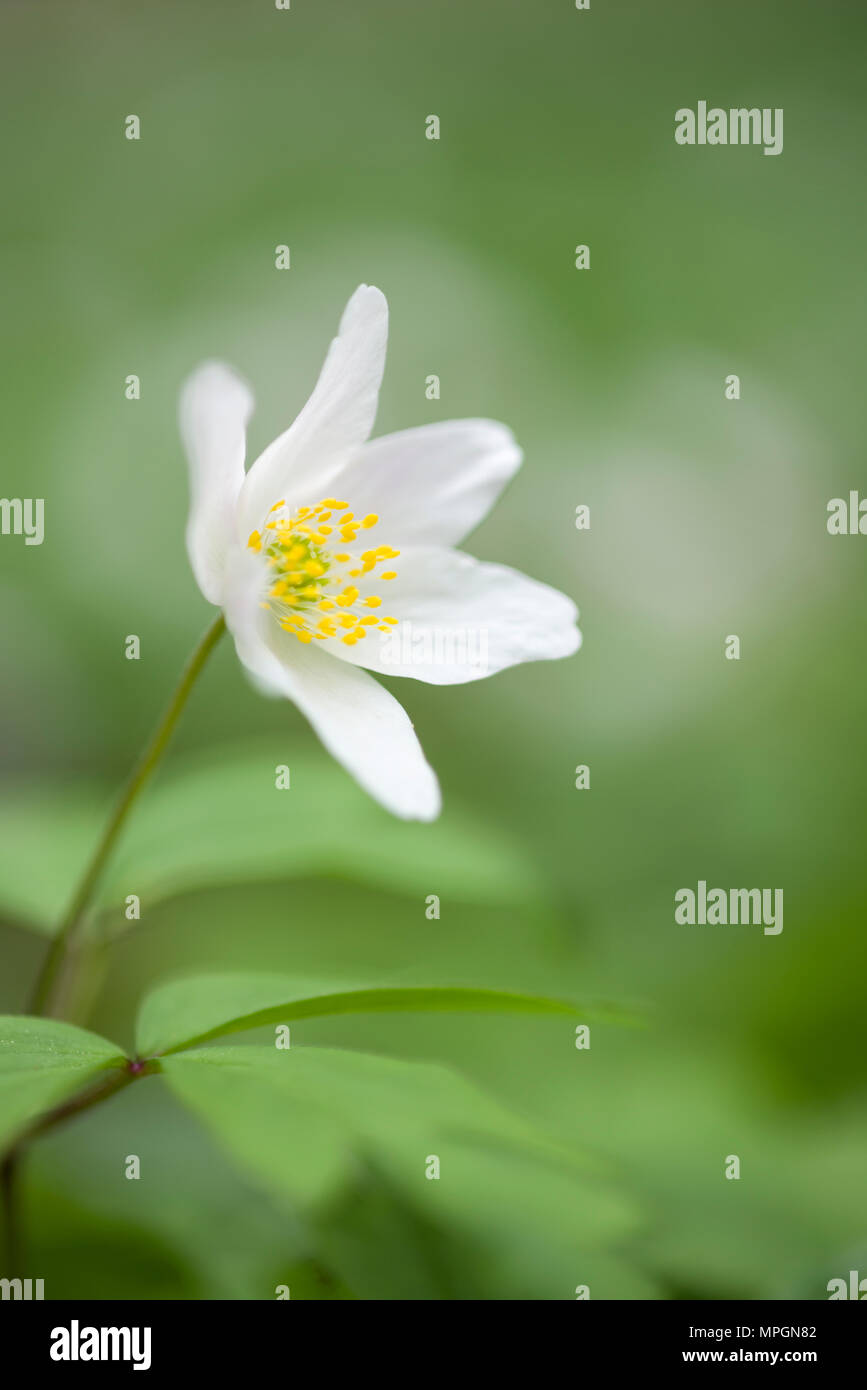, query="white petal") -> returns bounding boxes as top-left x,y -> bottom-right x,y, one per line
223,552 -> 441,821
180,362 -> 254,605
221,547 -> 286,697
329,546 -> 581,685
239,285 -> 388,534
324,419 -> 522,548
